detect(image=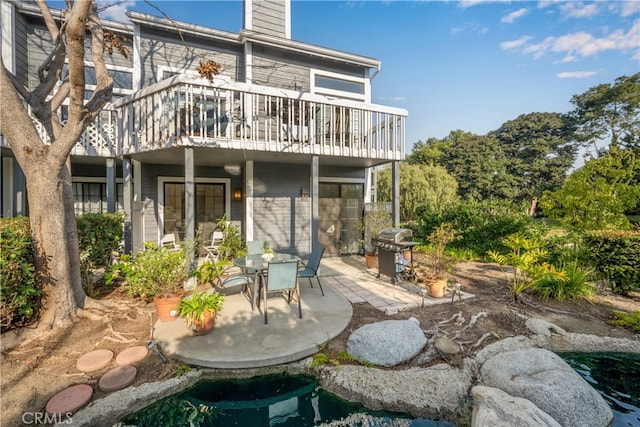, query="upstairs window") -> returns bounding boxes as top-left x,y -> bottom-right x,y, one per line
311,69 -> 369,102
